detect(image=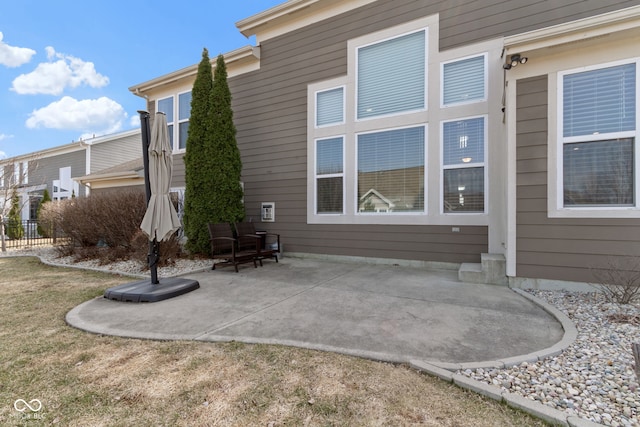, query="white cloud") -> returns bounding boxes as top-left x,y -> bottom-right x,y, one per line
129,114 -> 140,128
26,96 -> 126,135
0,32 -> 36,67
0,151 -> 6,160
11,47 -> 109,95
0,133 -> 14,141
